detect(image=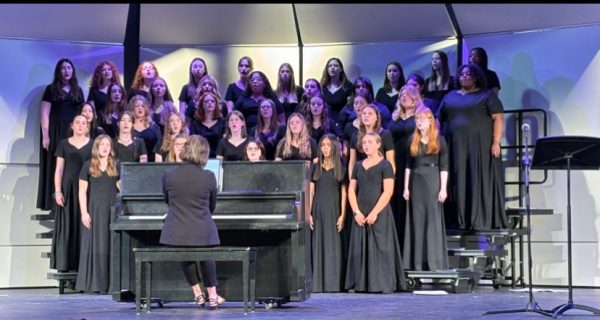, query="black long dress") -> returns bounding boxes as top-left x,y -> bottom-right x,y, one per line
437,89 -> 507,230
388,116 -> 416,251
310,164 -> 346,292
345,159 -> 406,292
50,138 -> 93,272
403,138 -> 450,271
37,85 -> 84,210
75,160 -> 119,293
